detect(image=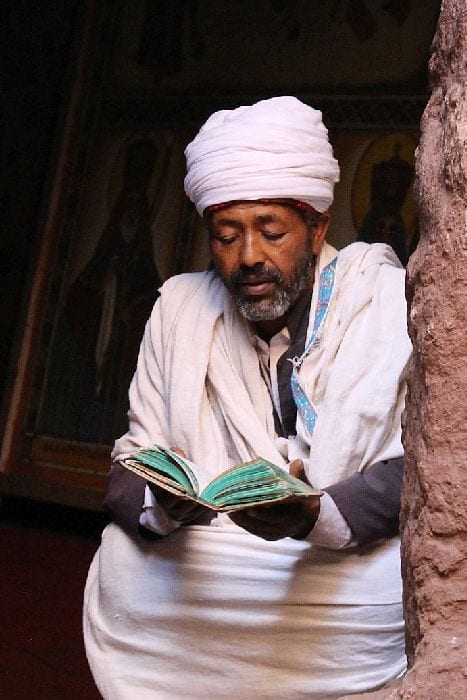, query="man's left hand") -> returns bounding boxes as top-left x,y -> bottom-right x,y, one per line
229,459 -> 321,541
